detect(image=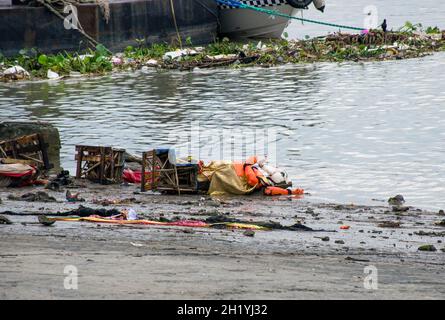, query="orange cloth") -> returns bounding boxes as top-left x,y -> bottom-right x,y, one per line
264,186 -> 304,196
